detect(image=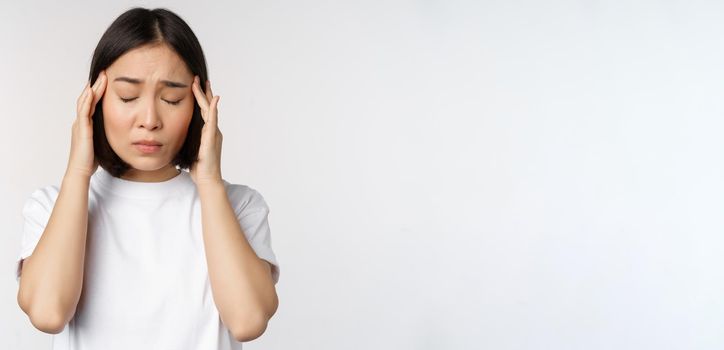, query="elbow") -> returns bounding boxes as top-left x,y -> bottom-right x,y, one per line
231,312 -> 270,342
229,292 -> 279,342
27,308 -> 67,334
18,292 -> 69,334
17,285 -> 32,316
